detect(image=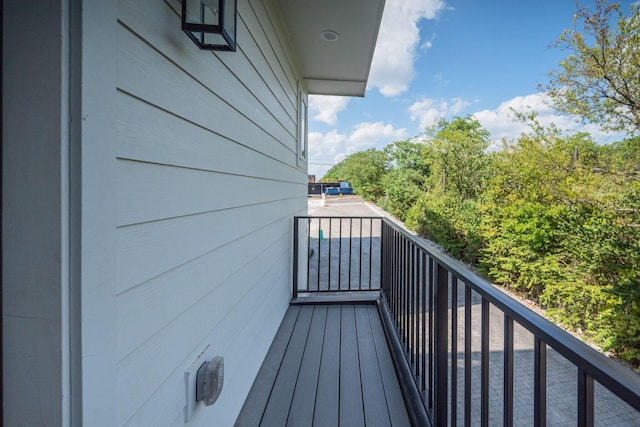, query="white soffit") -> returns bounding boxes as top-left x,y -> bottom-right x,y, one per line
275,0 -> 385,97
